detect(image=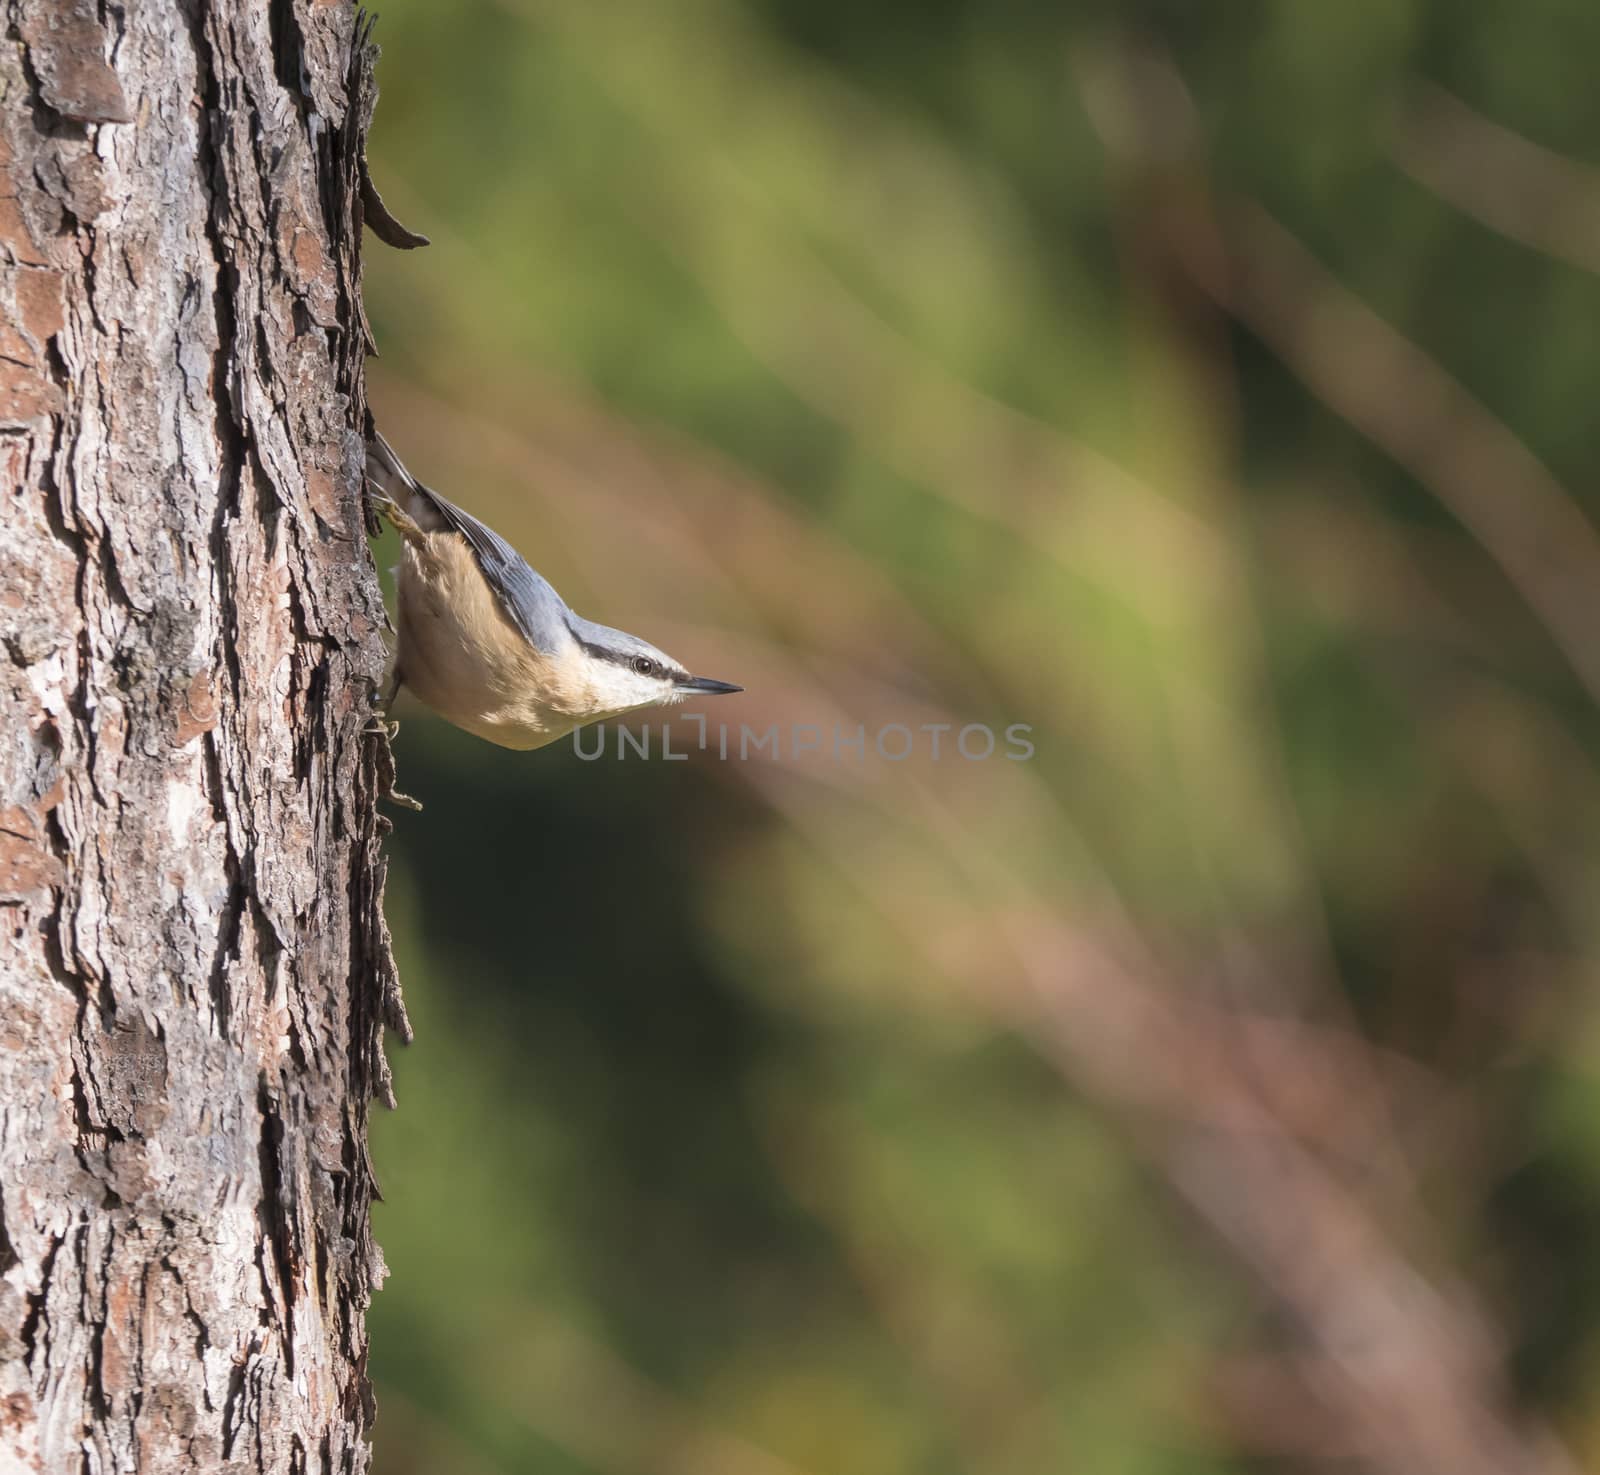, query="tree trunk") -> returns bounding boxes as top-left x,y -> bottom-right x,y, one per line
0,4 -> 409,1471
